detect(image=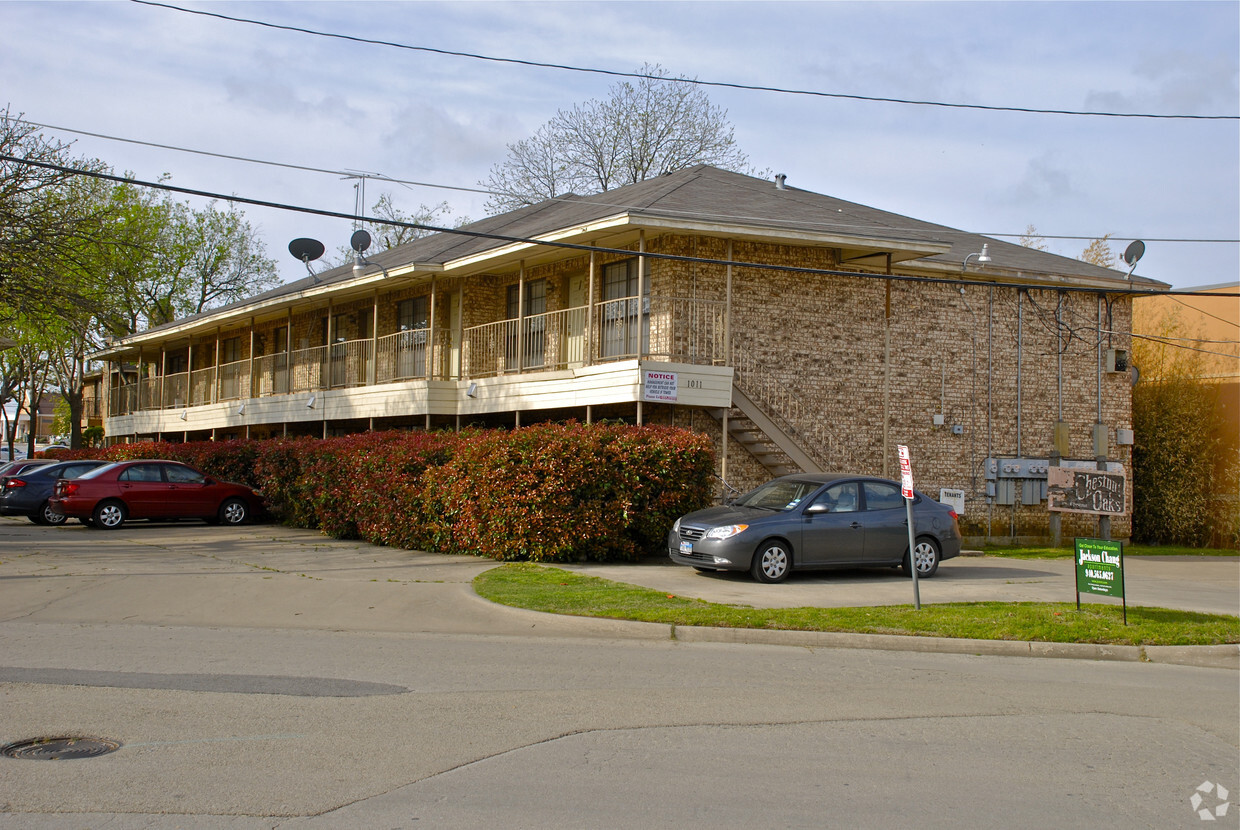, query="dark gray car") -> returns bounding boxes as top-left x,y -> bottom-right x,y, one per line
668,473 -> 962,583
0,460 -> 109,525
